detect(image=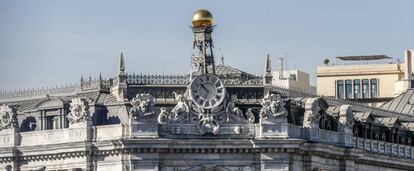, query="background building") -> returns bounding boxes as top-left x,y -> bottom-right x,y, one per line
317,50 -> 414,106
264,55 -> 316,94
